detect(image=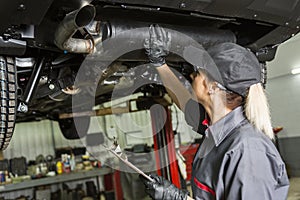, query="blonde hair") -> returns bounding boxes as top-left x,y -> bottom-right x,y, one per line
244,83 -> 274,140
